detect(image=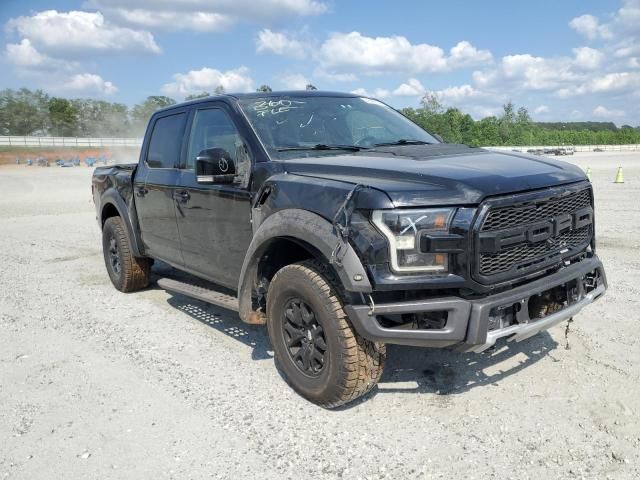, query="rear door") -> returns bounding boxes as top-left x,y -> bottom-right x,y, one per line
174,103 -> 253,289
134,110 -> 187,266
